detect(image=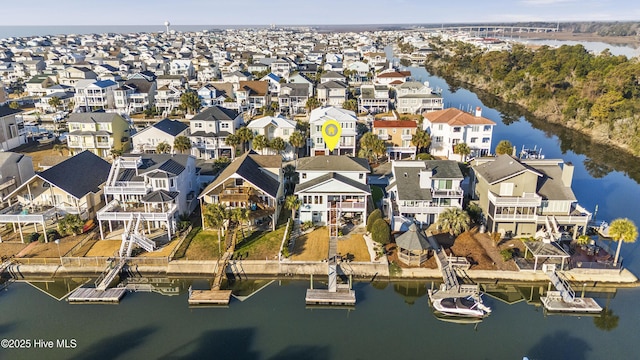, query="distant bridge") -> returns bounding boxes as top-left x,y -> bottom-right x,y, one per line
418,25 -> 559,35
